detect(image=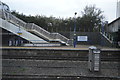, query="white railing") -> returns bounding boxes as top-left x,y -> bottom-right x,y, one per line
26,23 -> 52,39
100,31 -> 113,43
26,23 -> 70,44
